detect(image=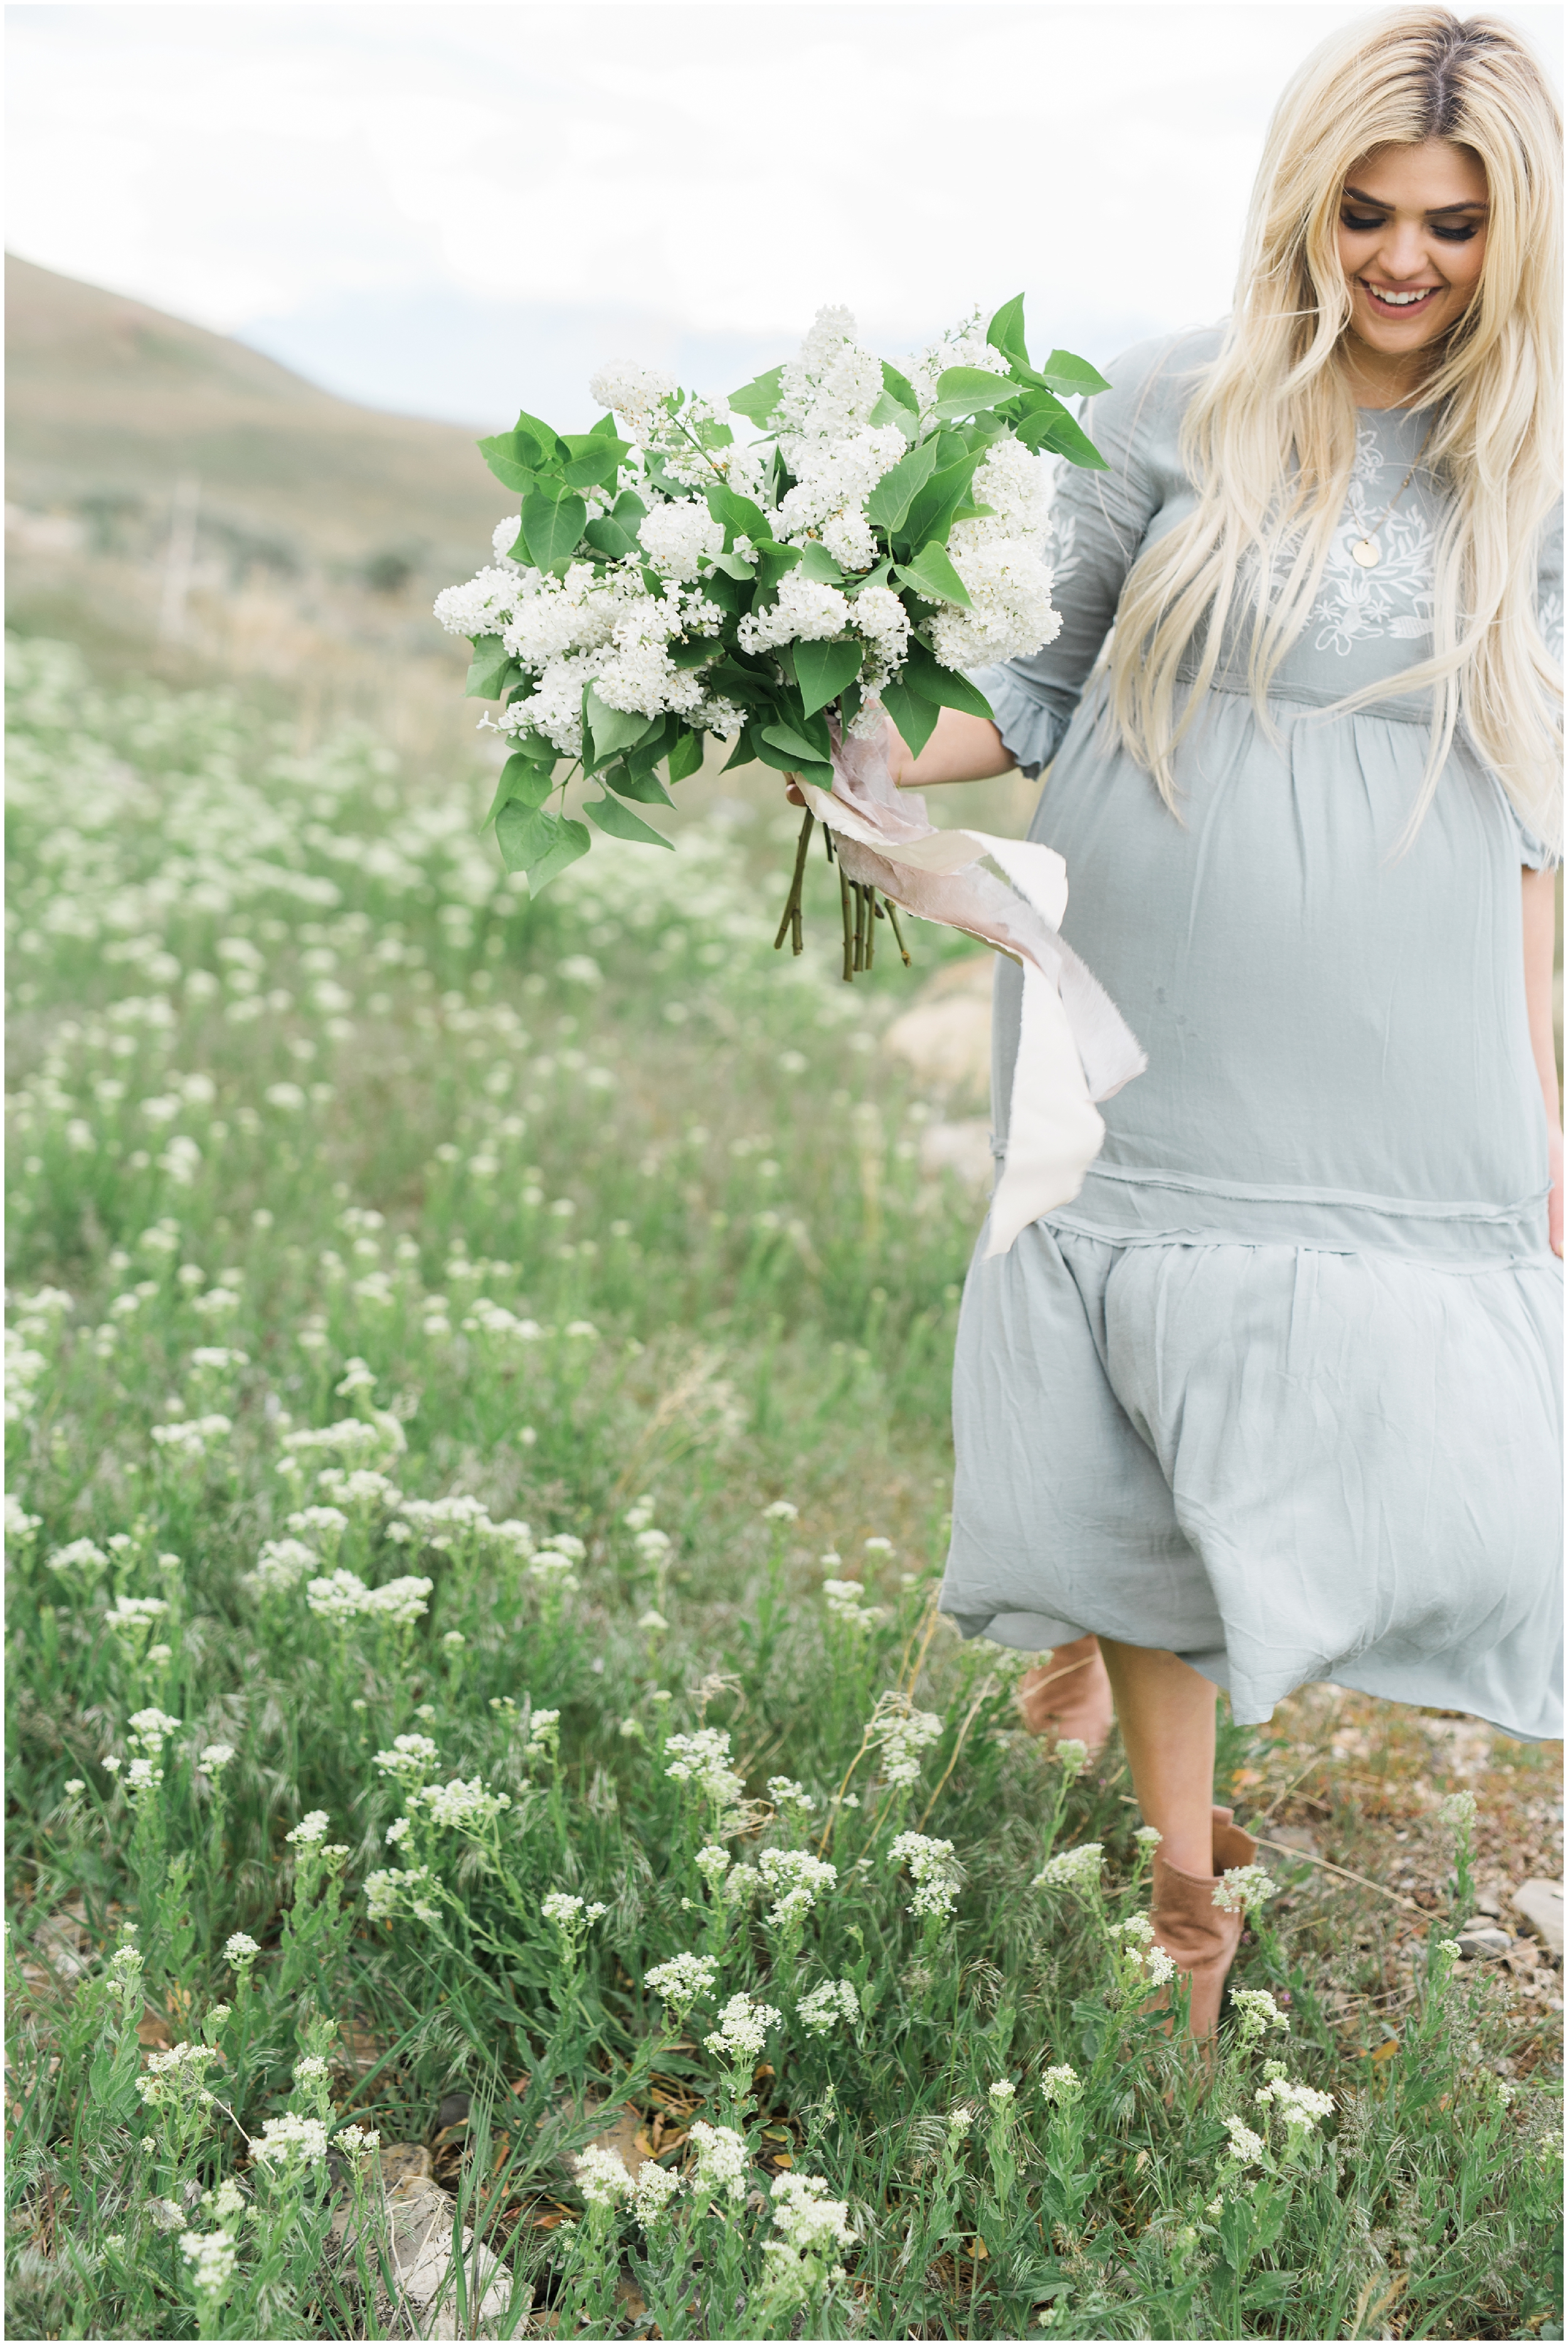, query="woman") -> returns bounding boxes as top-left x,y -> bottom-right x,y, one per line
899,8 -> 1563,2036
